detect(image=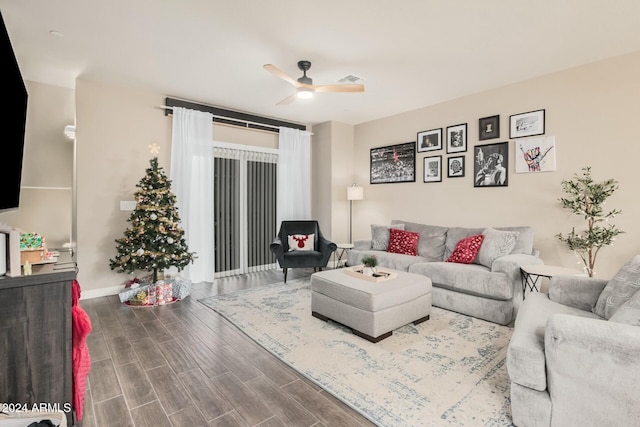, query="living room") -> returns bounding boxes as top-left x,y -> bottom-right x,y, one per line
1,1 -> 640,426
